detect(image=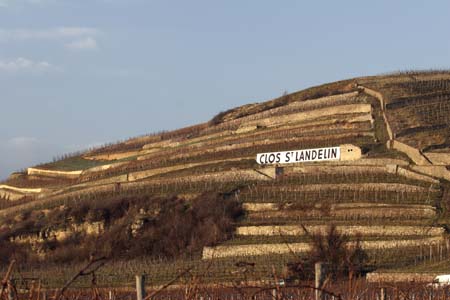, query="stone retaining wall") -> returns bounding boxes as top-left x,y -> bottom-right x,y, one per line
0,189 -> 25,201
0,168 -> 275,220
232,92 -> 361,127
357,85 -> 439,168
284,158 -> 409,170
390,141 -> 431,166
136,115 -> 373,162
254,183 -> 430,193
424,152 -> 450,165
0,185 -> 42,193
246,205 -> 436,219
357,85 -> 395,141
27,168 -> 82,179
366,272 -> 437,283
199,92 -> 362,136
236,225 -> 444,237
82,161 -> 130,174
243,202 -> 435,211
411,165 -> 450,181
84,150 -> 142,161
128,157 -> 256,181
396,166 -> 439,184
0,185 -> 44,201
246,104 -> 372,128
139,130 -> 373,163
202,236 -> 444,259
